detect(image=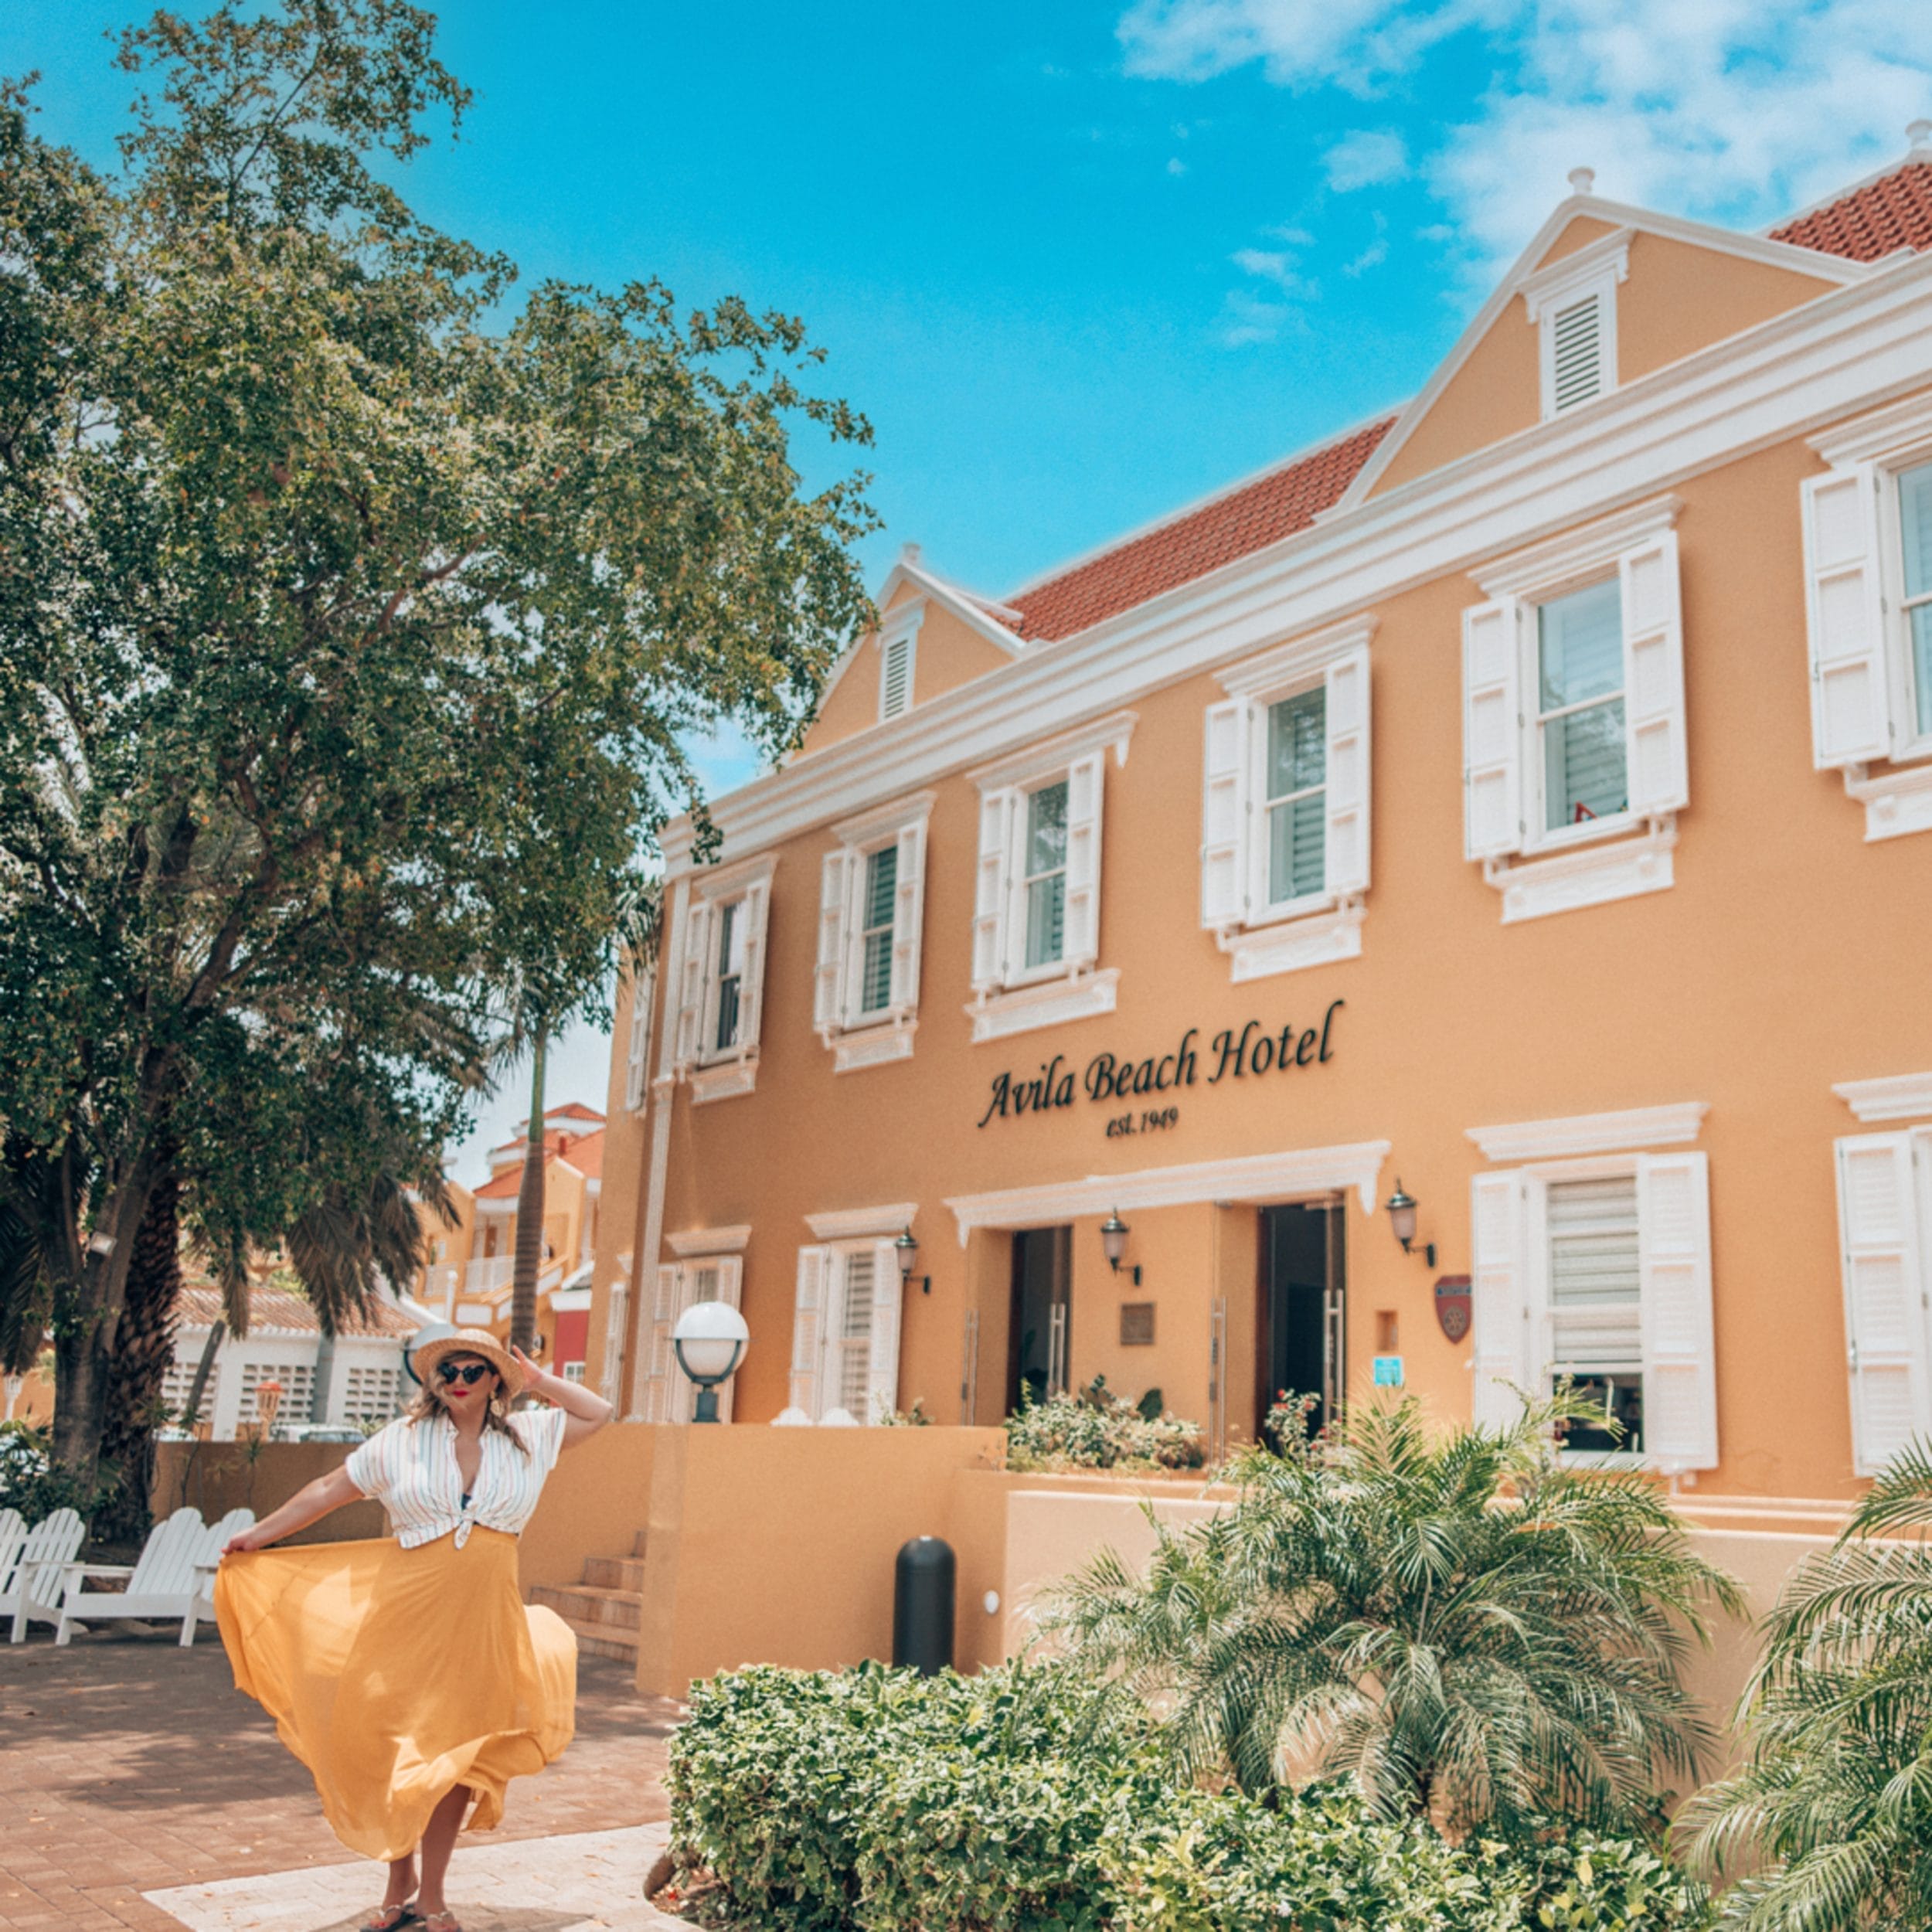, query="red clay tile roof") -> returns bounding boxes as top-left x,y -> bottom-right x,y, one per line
178,1284 -> 417,1338
1770,159 -> 1932,262
474,1161 -> 539,1200
1004,417 -> 1395,643
566,1128 -> 604,1182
